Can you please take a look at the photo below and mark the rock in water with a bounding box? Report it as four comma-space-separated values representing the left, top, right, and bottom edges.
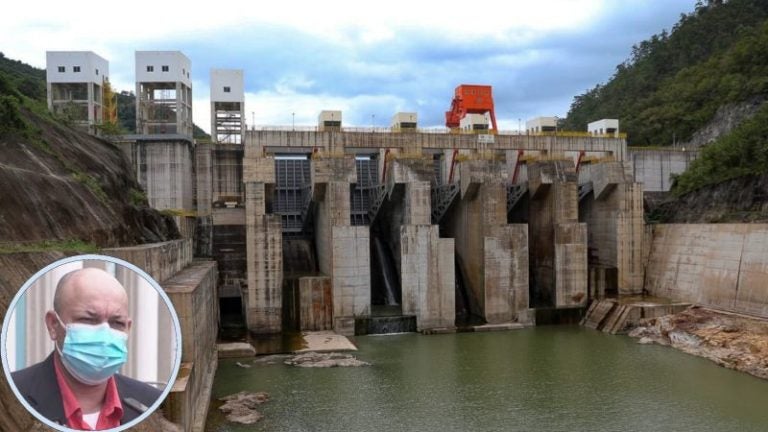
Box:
218, 391, 270, 424
284, 352, 370, 368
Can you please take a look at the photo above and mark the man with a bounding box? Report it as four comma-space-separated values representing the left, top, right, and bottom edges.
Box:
12, 268, 162, 430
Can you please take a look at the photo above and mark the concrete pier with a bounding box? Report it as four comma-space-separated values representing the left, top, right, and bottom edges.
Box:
445, 159, 529, 324
313, 155, 370, 335
527, 160, 588, 308
579, 162, 644, 296
385, 157, 455, 331
244, 181, 283, 333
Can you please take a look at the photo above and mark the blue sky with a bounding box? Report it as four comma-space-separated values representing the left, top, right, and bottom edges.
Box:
2, 0, 698, 131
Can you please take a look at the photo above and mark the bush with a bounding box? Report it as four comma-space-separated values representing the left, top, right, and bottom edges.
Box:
0, 94, 26, 135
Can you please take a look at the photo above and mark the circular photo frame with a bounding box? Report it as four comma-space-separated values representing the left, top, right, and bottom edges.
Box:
1, 254, 183, 432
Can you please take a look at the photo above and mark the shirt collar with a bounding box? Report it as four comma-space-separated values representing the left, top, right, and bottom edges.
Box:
53, 353, 124, 428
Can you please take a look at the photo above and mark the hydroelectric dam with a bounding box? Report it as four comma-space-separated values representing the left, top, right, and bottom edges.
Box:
23, 52, 767, 432
119, 126, 643, 336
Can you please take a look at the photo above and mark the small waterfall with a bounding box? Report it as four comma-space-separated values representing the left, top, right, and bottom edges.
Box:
372, 236, 400, 306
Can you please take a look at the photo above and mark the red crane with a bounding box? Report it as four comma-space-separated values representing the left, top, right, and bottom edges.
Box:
444, 84, 498, 132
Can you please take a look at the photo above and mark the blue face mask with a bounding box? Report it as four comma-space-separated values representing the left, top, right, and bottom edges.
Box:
55, 313, 129, 386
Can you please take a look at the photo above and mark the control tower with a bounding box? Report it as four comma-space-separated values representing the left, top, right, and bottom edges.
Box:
210, 69, 244, 144
135, 51, 193, 137
45, 51, 109, 134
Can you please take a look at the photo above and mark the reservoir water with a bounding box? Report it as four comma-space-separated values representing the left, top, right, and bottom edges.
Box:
207, 327, 768, 431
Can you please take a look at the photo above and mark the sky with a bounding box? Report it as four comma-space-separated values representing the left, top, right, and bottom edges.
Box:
1, 0, 698, 132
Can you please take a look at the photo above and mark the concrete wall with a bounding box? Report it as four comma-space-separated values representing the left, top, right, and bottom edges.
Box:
247, 130, 628, 161
400, 226, 455, 330
330, 226, 370, 333
528, 161, 588, 307
645, 224, 768, 318
629, 149, 698, 192
195, 144, 213, 216
485, 225, 529, 323
102, 239, 193, 283
244, 181, 283, 333
162, 260, 218, 431
313, 158, 371, 335
447, 160, 530, 323
298, 276, 333, 331
130, 140, 195, 210
579, 162, 645, 296
212, 147, 243, 202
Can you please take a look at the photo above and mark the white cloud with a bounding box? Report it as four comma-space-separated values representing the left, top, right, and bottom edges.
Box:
4, 0, 699, 134
2, 0, 605, 68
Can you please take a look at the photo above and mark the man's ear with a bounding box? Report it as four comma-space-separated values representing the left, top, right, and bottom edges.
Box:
126, 318, 133, 333
44, 310, 60, 341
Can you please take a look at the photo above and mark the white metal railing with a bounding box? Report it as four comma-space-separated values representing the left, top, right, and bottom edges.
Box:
247, 126, 624, 138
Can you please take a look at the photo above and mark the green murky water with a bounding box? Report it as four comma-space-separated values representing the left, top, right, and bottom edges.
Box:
207, 327, 768, 431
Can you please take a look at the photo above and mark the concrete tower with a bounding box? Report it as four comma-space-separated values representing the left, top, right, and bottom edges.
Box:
135, 51, 193, 137
210, 69, 244, 144
46, 51, 109, 134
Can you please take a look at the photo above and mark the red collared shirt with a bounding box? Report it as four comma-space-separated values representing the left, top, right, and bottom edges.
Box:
53, 355, 124, 430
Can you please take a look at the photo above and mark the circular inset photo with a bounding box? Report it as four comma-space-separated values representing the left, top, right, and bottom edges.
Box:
1, 255, 182, 432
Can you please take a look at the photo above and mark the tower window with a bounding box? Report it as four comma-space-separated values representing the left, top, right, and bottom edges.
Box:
162, 65, 169, 72
223, 86, 231, 93
147, 65, 154, 72
95, 68, 99, 75
73, 66, 81, 73
57, 66, 65, 73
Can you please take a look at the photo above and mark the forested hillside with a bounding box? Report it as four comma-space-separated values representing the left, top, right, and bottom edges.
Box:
564, 0, 768, 146
563, 0, 768, 195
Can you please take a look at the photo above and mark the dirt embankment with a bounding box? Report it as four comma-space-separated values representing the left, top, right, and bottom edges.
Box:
629, 306, 768, 380
0, 106, 178, 246
647, 174, 768, 223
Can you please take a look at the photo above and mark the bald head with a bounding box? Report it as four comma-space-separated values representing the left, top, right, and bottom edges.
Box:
49, 268, 131, 338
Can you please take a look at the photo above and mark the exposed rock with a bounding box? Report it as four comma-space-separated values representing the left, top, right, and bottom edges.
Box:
218, 391, 270, 425
284, 352, 370, 368
0, 107, 179, 246
681, 97, 766, 150
253, 354, 290, 365
638, 337, 654, 345
648, 173, 768, 223
629, 307, 768, 380
0, 252, 66, 431
235, 361, 252, 368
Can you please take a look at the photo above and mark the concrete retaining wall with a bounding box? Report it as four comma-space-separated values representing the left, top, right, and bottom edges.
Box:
162, 260, 219, 432
629, 149, 698, 192
102, 239, 193, 283
646, 224, 768, 317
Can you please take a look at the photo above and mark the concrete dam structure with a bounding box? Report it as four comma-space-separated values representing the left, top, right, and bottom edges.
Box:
122, 128, 644, 336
